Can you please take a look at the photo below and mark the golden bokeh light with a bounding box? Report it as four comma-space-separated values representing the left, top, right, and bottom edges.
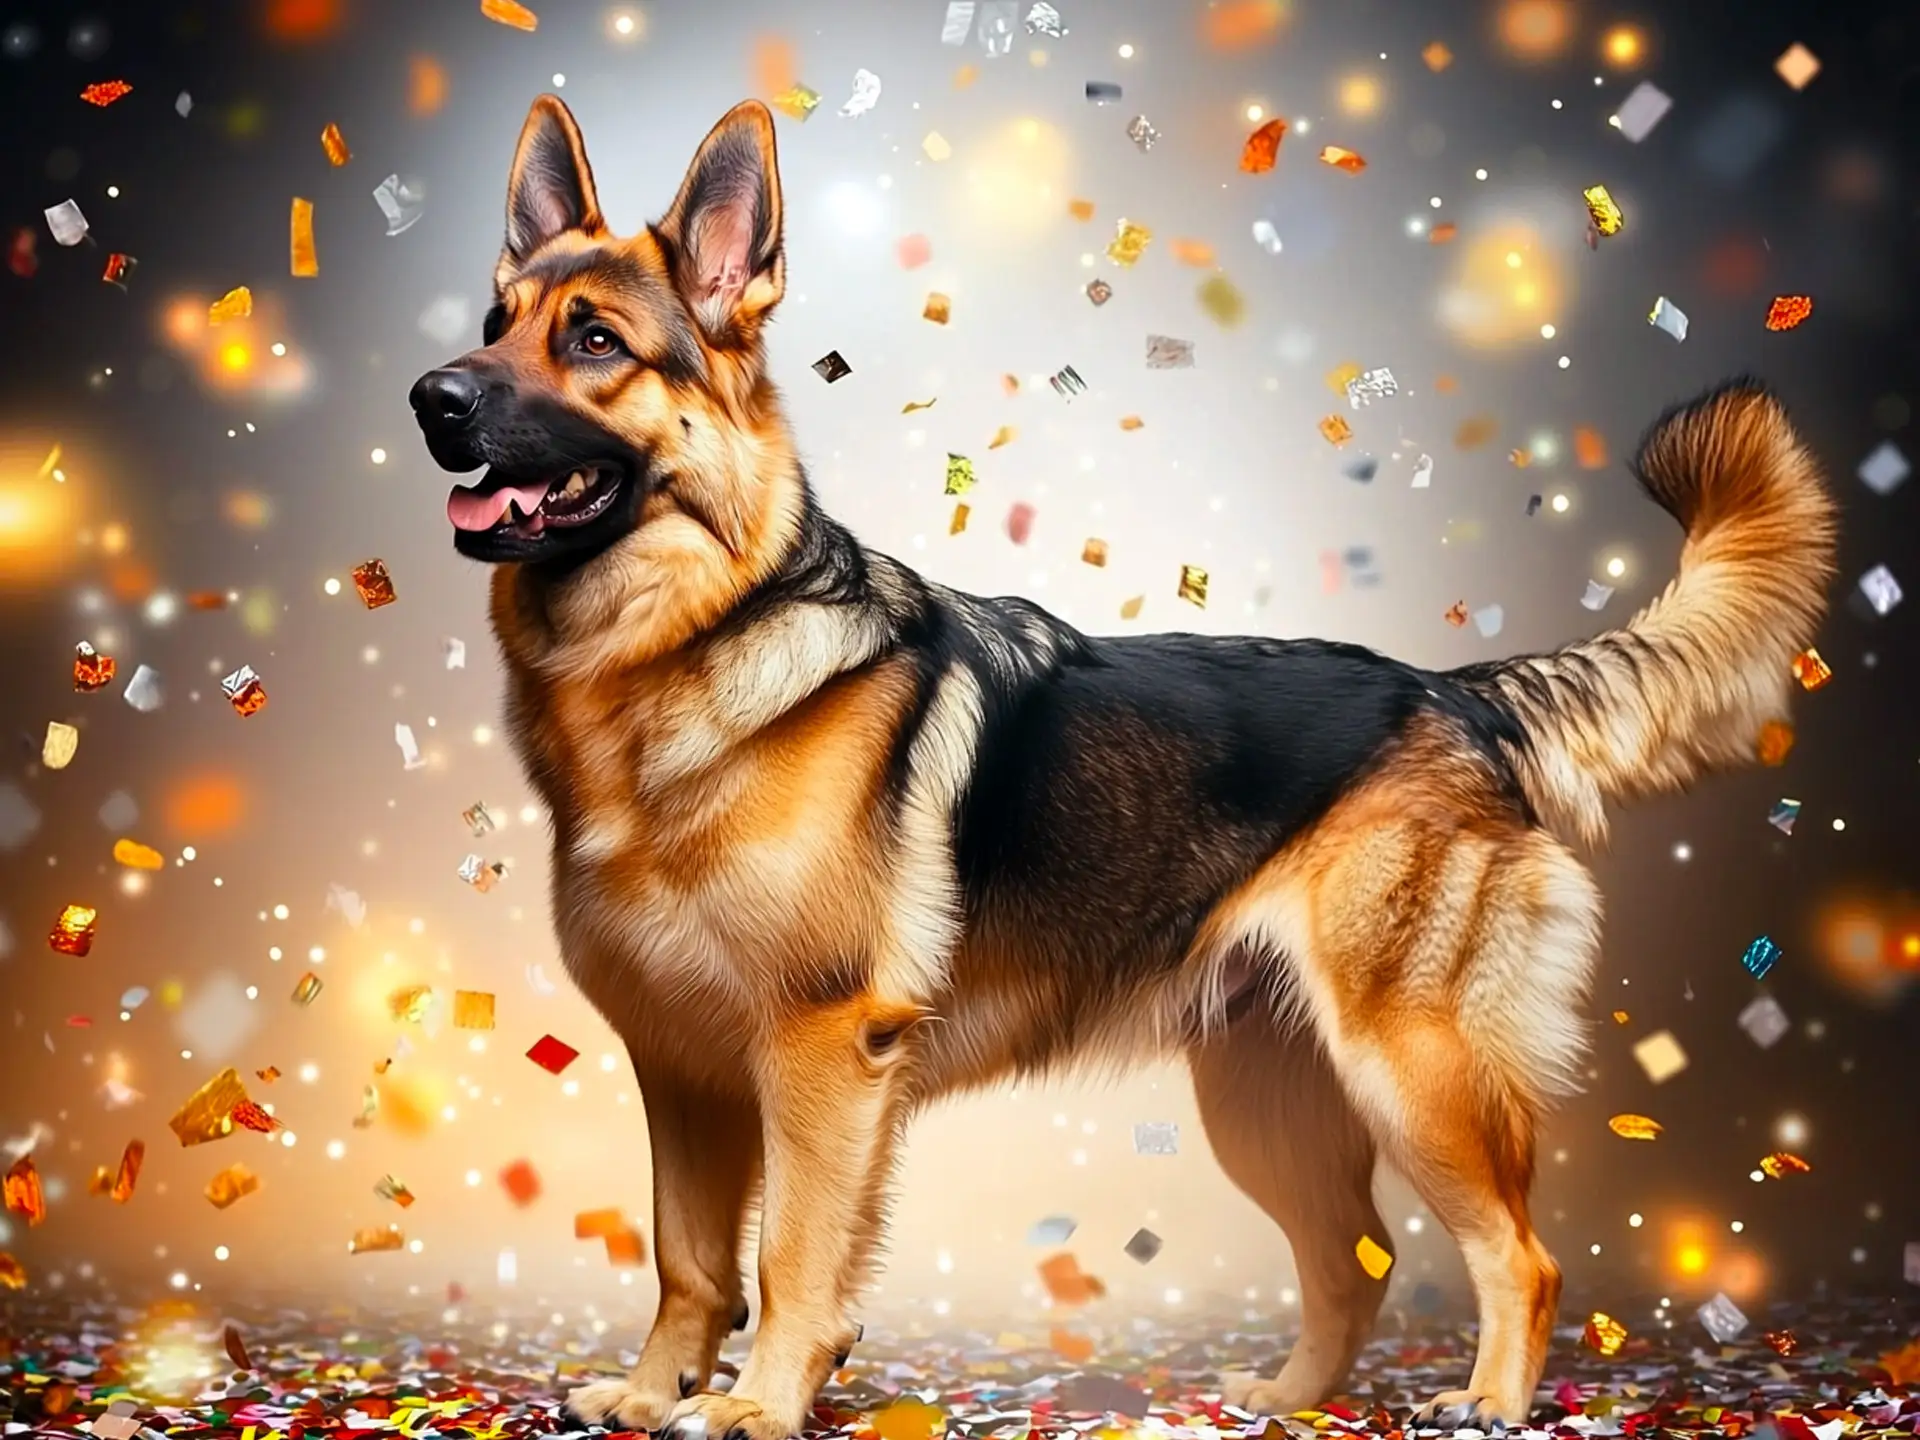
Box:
1602, 25, 1646, 66
1437, 224, 1568, 347
1498, 0, 1575, 61
1816, 895, 1916, 1003
1338, 74, 1382, 117
960, 117, 1070, 241
162, 771, 249, 837
0, 436, 83, 587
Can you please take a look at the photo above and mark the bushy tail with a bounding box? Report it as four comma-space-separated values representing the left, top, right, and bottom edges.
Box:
1455, 379, 1837, 846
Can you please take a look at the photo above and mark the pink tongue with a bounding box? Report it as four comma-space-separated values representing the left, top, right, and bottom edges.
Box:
447, 478, 550, 532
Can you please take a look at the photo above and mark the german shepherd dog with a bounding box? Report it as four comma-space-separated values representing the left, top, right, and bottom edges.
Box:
411, 96, 1835, 1438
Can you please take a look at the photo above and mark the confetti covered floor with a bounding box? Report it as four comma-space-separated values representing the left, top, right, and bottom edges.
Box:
5, 1294, 1918, 1440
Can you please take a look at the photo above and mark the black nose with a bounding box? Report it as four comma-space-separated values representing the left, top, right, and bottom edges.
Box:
410, 368, 483, 428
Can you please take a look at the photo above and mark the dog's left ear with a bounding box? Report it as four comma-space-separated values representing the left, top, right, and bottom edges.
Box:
657, 101, 785, 344
502, 95, 605, 267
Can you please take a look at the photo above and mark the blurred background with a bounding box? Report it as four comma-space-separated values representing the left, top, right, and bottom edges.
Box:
0, 0, 1915, 1333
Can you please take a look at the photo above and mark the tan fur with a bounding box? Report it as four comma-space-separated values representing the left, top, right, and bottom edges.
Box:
451, 100, 1837, 1440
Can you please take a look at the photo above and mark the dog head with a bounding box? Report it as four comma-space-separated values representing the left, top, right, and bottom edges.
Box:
411, 95, 790, 573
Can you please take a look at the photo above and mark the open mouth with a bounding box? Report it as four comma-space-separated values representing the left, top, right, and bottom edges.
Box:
447, 464, 626, 540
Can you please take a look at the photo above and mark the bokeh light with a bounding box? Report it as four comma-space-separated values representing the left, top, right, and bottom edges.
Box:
1437, 223, 1568, 347
1497, 0, 1575, 61
1602, 24, 1647, 67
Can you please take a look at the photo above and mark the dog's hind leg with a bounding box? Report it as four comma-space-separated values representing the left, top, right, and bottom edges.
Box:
1190, 1016, 1390, 1414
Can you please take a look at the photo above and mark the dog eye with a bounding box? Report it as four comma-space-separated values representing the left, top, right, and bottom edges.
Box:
579, 326, 620, 358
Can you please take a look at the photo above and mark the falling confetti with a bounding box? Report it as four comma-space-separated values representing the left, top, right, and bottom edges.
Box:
1583, 184, 1625, 236
1319, 145, 1367, 173
73, 641, 115, 691
1607, 1113, 1663, 1141
526, 1034, 579, 1074
1107, 219, 1151, 266
1585, 1313, 1628, 1356
290, 197, 318, 277
80, 79, 132, 106
944, 454, 977, 495
1742, 934, 1782, 980
208, 286, 253, 324
1631, 1030, 1689, 1084
1125, 115, 1159, 151
1239, 118, 1287, 173
480, 0, 538, 30
1355, 1234, 1394, 1279
1319, 414, 1354, 446
772, 84, 821, 121
49, 904, 98, 957
812, 350, 851, 383
1792, 647, 1832, 690
839, 68, 882, 117
320, 121, 351, 165
1760, 1151, 1812, 1179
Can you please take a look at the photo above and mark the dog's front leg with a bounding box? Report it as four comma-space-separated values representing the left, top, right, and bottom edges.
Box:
567, 1065, 760, 1432
664, 995, 917, 1440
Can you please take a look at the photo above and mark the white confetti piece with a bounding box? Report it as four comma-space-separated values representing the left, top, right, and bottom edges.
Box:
395, 723, 425, 770
838, 68, 882, 117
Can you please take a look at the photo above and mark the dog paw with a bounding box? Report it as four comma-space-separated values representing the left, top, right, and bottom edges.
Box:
1218, 1372, 1316, 1416
564, 1379, 680, 1432
661, 1392, 794, 1440
1410, 1390, 1527, 1429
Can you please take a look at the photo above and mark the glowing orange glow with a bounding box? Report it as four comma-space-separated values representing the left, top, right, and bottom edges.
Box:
263, 0, 342, 41
409, 55, 448, 116
753, 36, 796, 100
376, 1073, 439, 1137
219, 341, 252, 372
1204, 0, 1287, 50
1338, 74, 1381, 116
0, 437, 81, 586
163, 773, 247, 836
163, 296, 207, 348
100, 521, 130, 555
1438, 225, 1567, 347
224, 491, 272, 529
1676, 1244, 1708, 1275
1816, 896, 1912, 1002
110, 561, 155, 601
1718, 1249, 1767, 1302
1603, 25, 1644, 65
1498, 0, 1574, 61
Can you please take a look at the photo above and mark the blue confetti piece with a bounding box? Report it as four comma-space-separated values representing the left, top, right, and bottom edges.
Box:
1742, 934, 1781, 981
1768, 798, 1801, 835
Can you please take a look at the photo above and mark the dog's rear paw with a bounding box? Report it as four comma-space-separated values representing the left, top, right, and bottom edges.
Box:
1410, 1390, 1527, 1428
1218, 1373, 1315, 1416
565, 1379, 678, 1432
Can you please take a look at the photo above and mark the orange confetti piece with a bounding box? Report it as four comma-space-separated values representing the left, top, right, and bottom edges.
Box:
81, 80, 133, 107
1318, 414, 1353, 446
256, 1066, 281, 1083
1444, 601, 1469, 627
452, 989, 497, 1029
320, 121, 351, 166
49, 903, 97, 957
1204, 0, 1284, 50
1756, 719, 1794, 766
1171, 238, 1217, 267
290, 197, 318, 277
169, 1067, 251, 1146
1509, 448, 1532, 468
409, 55, 448, 115
949, 503, 970, 535
4, 1156, 45, 1226
989, 425, 1017, 450
1050, 1328, 1095, 1363
953, 64, 978, 89
0, 1254, 25, 1290
753, 36, 795, 98
1434, 373, 1459, 393
574, 1207, 626, 1239
1611, 1010, 1630, 1024
1429, 221, 1458, 244
110, 1139, 145, 1203
1584, 1312, 1628, 1356
205, 1163, 260, 1209
1791, 647, 1832, 691
480, 0, 538, 30
1319, 145, 1367, 174
1759, 1151, 1811, 1178
1355, 1233, 1394, 1279
1000, 373, 1020, 396
602, 1227, 647, 1266
349, 1224, 405, 1253
1607, 1113, 1662, 1141
923, 292, 951, 324
1574, 426, 1608, 469
1119, 416, 1144, 431
1239, 118, 1287, 174
1765, 295, 1812, 331
224, 1323, 254, 1371
1422, 40, 1454, 71
230, 1100, 281, 1134
73, 640, 115, 691
1067, 199, 1094, 221
1763, 1329, 1799, 1356
1082, 538, 1110, 567
113, 838, 164, 870
500, 1158, 541, 1206
1037, 1252, 1106, 1307
1325, 361, 1363, 393
208, 286, 253, 325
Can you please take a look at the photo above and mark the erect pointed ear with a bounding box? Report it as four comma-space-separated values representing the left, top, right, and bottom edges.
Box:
502, 95, 604, 265
656, 101, 785, 343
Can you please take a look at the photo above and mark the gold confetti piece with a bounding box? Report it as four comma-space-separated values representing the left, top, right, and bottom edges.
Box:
902, 397, 938, 414
1759, 1151, 1811, 1178
1240, 118, 1287, 173
1611, 1009, 1630, 1024
88, 1166, 112, 1197
42, 721, 78, 770
36, 443, 62, 481
0, 1254, 25, 1290
922, 131, 952, 161
1791, 647, 1831, 691
1582, 184, 1624, 237
1177, 564, 1209, 608
389, 984, 434, 1023
73, 640, 115, 691
1318, 414, 1353, 446
453, 989, 497, 1030
293, 970, 323, 1005
1198, 274, 1246, 327
1355, 1233, 1393, 1279
113, 838, 164, 870
290, 197, 318, 277
480, 0, 538, 30
256, 1065, 281, 1083
1106, 218, 1152, 267
351, 558, 397, 609
1000, 373, 1020, 395
944, 453, 977, 496
1325, 361, 1363, 393
1081, 538, 1109, 567
1067, 198, 1095, 221
375, 1174, 416, 1207
1319, 145, 1367, 173
1608, 1113, 1663, 1141
49, 903, 97, 957
1765, 295, 1812, 331
4, 1157, 45, 1227
949, 503, 970, 535
1584, 1312, 1628, 1356
352, 1082, 379, 1128
1119, 595, 1144, 620
169, 1068, 251, 1146
1763, 1329, 1799, 1356
109, 1140, 144, 1203
320, 121, 351, 166
349, 1224, 405, 1253
988, 425, 1017, 450
1422, 40, 1454, 71
873, 1400, 946, 1440
1444, 601, 1469, 627
1171, 238, 1216, 267
1119, 415, 1144, 431
1429, 221, 1458, 244
208, 286, 253, 325
1756, 719, 1794, 766
772, 84, 821, 121
923, 292, 951, 324
1510, 448, 1532, 468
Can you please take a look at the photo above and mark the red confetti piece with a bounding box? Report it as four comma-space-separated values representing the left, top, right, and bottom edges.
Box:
80, 80, 133, 107
224, 1323, 254, 1371
1239, 118, 1287, 173
1765, 294, 1813, 331
499, 1158, 541, 1206
229, 1100, 282, 1134
1007, 503, 1036, 545
525, 1034, 579, 1074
